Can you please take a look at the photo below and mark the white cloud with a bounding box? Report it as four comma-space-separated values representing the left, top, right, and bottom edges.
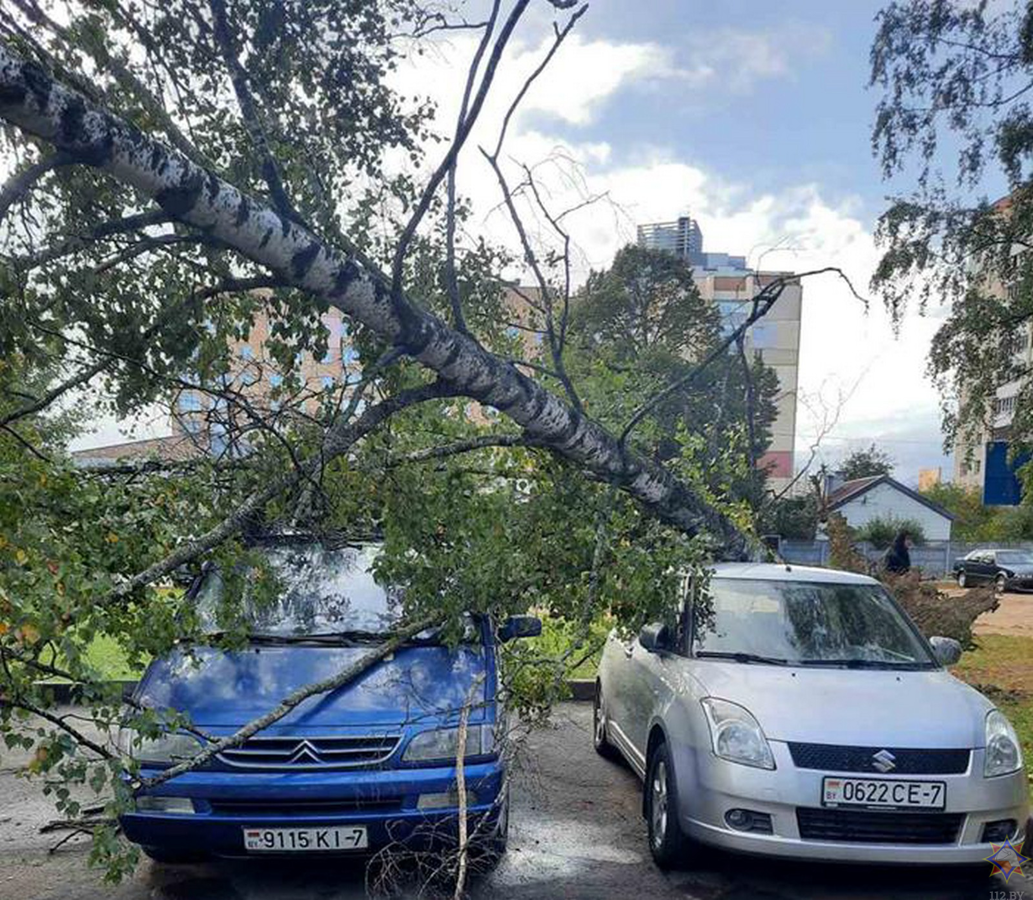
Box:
664, 23, 834, 95
388, 22, 946, 483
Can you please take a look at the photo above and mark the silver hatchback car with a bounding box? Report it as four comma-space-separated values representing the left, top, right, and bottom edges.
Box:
595, 563, 1030, 868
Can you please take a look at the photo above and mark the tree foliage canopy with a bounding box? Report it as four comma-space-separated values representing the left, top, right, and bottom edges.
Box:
871, 0, 1033, 453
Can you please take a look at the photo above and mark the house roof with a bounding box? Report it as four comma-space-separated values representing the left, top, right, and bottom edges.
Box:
827, 474, 956, 521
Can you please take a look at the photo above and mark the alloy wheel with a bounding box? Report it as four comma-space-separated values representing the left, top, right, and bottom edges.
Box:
651, 759, 668, 848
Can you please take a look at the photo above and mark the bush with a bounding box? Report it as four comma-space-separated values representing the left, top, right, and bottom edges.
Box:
854, 516, 926, 550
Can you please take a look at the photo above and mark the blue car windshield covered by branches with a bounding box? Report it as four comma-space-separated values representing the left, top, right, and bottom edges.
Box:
694, 579, 936, 669
195, 543, 405, 638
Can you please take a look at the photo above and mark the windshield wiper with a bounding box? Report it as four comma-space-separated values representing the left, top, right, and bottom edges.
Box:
796, 658, 931, 670
695, 651, 789, 666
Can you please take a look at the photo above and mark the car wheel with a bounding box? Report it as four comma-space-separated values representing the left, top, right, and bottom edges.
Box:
593, 684, 620, 761
141, 847, 207, 865
645, 740, 691, 869
957, 570, 967, 588
996, 574, 1007, 593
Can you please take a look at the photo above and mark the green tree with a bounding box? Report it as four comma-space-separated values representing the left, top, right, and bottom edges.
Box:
869, 1, 1033, 456
569, 245, 781, 503
836, 443, 895, 480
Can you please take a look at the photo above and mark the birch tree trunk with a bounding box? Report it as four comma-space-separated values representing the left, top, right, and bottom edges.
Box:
0, 42, 751, 559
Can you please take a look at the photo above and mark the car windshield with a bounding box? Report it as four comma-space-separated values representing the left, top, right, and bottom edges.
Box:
996, 551, 1033, 565
194, 543, 405, 638
693, 578, 936, 669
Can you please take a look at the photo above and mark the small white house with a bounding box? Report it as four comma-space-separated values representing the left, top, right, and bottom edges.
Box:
826, 475, 954, 541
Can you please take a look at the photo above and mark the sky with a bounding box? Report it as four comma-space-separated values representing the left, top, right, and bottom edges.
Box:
389, 0, 956, 486
76, 0, 957, 485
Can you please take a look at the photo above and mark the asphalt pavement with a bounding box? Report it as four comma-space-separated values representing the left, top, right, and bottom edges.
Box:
0, 702, 1030, 900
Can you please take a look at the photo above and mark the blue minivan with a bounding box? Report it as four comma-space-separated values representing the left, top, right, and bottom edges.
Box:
119, 538, 539, 863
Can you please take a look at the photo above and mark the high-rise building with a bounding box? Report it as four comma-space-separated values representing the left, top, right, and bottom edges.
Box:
637, 215, 705, 265
637, 213, 802, 493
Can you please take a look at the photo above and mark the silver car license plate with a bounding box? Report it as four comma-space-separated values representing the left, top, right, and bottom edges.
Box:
243, 825, 368, 852
822, 777, 946, 809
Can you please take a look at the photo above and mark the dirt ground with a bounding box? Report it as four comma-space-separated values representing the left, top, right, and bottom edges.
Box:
972, 591, 1033, 637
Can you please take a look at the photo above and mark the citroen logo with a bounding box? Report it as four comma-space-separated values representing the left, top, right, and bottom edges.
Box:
872, 749, 897, 773
288, 740, 321, 764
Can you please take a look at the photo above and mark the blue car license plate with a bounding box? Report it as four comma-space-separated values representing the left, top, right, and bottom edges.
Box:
243, 825, 368, 852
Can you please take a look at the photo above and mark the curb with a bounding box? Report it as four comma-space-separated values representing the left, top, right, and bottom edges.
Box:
36, 679, 598, 704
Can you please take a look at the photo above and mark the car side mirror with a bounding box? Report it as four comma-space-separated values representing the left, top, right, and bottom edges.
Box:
499, 615, 542, 643
638, 622, 670, 653
929, 636, 963, 667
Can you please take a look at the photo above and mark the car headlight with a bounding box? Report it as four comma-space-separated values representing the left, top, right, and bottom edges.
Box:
402, 725, 495, 764
701, 698, 775, 770
119, 729, 206, 767
985, 709, 1023, 777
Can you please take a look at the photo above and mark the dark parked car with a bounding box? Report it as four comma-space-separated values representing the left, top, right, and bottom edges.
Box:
119, 538, 541, 864
953, 549, 1033, 592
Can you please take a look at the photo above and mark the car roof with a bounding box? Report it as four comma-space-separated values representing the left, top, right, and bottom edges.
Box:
709, 562, 880, 586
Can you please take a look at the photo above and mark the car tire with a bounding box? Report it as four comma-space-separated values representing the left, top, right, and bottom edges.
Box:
996, 574, 1007, 593
957, 570, 967, 588
141, 847, 207, 865
593, 684, 620, 762
645, 740, 693, 869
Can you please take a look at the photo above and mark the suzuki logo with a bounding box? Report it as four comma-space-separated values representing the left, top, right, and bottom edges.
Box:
288, 740, 322, 764
872, 749, 897, 773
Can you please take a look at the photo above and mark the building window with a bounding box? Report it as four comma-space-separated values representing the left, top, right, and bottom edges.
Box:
239, 345, 254, 360
342, 346, 359, 367
993, 396, 1018, 416
269, 373, 283, 388
321, 375, 334, 390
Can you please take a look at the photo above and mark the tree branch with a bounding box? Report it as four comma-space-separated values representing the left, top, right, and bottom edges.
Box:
0, 151, 69, 222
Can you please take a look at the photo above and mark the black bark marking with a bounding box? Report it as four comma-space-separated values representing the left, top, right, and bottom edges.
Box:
259, 227, 274, 248
155, 171, 204, 218
333, 261, 361, 294
291, 242, 320, 279
440, 338, 463, 371
58, 96, 86, 147
20, 60, 50, 110
235, 196, 251, 227
204, 172, 221, 204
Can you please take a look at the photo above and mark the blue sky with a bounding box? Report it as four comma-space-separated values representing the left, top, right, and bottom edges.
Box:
409, 0, 954, 484
541, 0, 887, 217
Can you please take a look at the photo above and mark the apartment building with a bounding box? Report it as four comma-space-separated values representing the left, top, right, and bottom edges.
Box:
638, 214, 802, 494
951, 199, 1031, 503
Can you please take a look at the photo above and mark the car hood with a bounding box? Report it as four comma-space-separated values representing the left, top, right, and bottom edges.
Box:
136, 643, 488, 729
692, 662, 992, 748
1002, 564, 1033, 576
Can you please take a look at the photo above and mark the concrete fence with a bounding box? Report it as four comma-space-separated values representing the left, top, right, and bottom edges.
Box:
779, 539, 1033, 579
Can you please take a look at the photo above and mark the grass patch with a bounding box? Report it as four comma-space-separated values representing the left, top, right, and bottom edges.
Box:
82, 633, 143, 681
953, 634, 1033, 797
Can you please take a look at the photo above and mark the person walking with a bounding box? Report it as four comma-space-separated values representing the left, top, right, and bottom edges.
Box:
883, 529, 912, 575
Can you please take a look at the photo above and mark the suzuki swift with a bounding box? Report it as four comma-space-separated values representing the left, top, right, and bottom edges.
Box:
118, 538, 539, 863
595, 563, 1030, 868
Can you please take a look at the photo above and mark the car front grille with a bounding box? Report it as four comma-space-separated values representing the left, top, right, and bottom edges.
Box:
218, 735, 401, 770
796, 808, 963, 844
209, 797, 403, 817
787, 742, 970, 775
